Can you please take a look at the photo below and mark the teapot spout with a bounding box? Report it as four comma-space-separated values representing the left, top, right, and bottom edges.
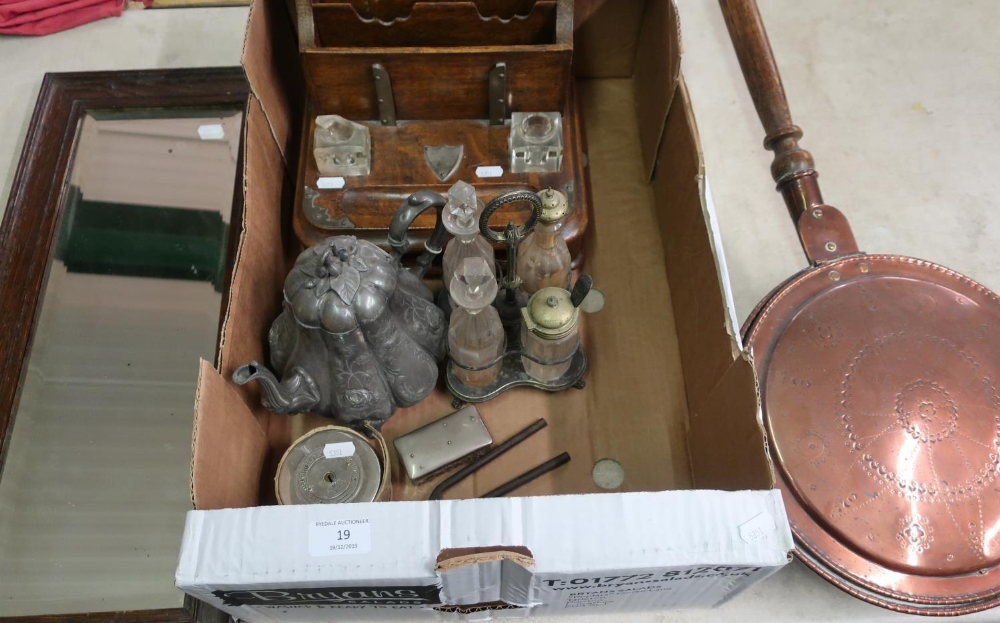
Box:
232, 361, 321, 414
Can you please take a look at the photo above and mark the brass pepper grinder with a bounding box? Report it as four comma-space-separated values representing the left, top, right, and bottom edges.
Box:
520, 276, 593, 382
516, 188, 572, 294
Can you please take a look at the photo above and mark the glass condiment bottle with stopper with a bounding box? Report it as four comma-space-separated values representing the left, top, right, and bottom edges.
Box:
520, 276, 592, 382
442, 180, 496, 294
516, 188, 571, 294
449, 257, 505, 387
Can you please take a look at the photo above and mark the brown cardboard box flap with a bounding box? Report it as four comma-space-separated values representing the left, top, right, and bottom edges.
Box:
573, 0, 648, 78
573, 76, 692, 491
218, 94, 289, 383
634, 0, 682, 180
214, 93, 295, 500
653, 77, 741, 417
240, 0, 303, 166
688, 355, 771, 490
192, 359, 268, 510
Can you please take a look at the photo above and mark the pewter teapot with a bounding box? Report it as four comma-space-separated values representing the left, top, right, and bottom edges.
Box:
232, 191, 449, 428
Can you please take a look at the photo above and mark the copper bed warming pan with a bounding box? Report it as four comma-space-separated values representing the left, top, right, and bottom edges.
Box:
720, 0, 1000, 615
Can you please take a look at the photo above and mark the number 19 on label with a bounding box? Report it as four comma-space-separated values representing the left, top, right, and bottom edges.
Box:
308, 519, 372, 557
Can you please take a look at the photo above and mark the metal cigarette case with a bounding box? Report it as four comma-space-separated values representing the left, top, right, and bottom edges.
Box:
394, 405, 492, 482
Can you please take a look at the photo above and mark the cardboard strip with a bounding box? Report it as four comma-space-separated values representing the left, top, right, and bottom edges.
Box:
191, 359, 268, 510
240, 0, 304, 165
634, 0, 682, 180
437, 547, 536, 573
688, 356, 772, 491
573, 0, 648, 78
218, 95, 288, 384
361, 421, 394, 502
651, 78, 740, 416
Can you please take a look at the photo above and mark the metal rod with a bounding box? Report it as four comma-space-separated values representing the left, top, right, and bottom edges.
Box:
428, 418, 547, 501
480, 452, 571, 498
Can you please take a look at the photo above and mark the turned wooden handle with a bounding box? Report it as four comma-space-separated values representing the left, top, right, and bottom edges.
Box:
718, 0, 815, 186
719, 0, 861, 264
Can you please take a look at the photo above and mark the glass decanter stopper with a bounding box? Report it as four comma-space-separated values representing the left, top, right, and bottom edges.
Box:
442, 180, 496, 293
516, 188, 571, 294
520, 283, 582, 382
449, 257, 505, 387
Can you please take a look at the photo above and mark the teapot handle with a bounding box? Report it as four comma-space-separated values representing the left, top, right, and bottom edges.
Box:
388, 190, 448, 279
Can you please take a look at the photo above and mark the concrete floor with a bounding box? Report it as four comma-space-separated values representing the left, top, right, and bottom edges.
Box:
2, 1, 1000, 621
683, 0, 1000, 326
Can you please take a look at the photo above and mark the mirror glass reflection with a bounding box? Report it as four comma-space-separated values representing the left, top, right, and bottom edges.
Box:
0, 108, 242, 616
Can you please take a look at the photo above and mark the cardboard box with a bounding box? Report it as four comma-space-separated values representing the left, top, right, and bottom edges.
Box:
175, 0, 794, 620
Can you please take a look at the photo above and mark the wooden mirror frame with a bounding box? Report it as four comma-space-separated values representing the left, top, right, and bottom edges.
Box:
0, 67, 249, 623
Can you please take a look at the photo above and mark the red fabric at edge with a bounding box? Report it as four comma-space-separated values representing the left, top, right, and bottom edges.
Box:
0, 0, 125, 36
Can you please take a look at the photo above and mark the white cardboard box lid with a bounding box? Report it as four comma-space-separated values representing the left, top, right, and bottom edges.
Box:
176, 490, 792, 590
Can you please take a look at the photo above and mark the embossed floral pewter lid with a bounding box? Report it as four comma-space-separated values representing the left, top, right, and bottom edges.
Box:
283, 237, 399, 333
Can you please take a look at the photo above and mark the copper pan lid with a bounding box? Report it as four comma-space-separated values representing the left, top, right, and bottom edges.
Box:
747, 254, 1000, 613
721, 0, 1000, 613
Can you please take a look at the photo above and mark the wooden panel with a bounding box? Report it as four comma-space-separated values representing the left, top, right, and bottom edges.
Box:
313, 2, 558, 48
293, 89, 589, 263
294, 0, 573, 119
303, 46, 571, 120
313, 0, 541, 21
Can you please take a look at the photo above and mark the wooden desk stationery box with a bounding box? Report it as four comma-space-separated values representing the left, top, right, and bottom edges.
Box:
291, 0, 589, 261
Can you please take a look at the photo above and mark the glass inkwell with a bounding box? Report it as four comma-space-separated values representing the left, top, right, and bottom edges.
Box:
313, 114, 371, 177
445, 189, 602, 405
509, 112, 564, 174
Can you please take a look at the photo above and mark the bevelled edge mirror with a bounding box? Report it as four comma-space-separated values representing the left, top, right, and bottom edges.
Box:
0, 67, 248, 623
